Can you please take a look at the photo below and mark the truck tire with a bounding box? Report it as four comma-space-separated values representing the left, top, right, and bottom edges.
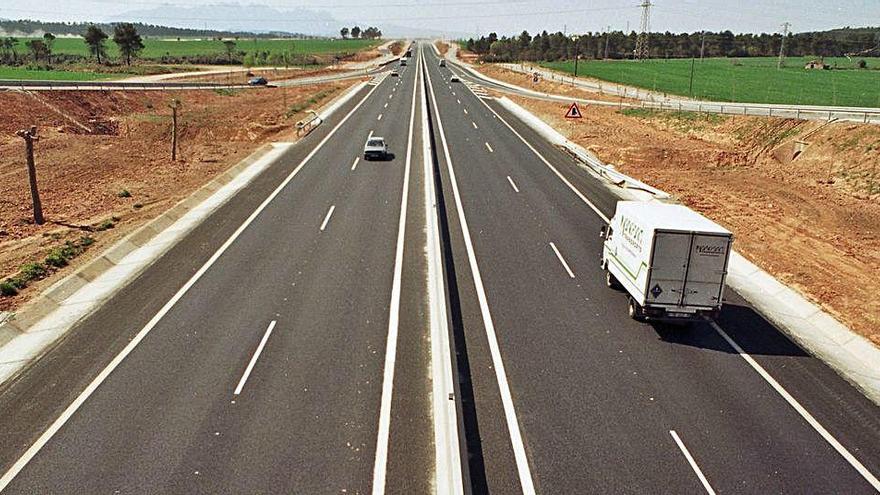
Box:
605, 270, 621, 290
628, 298, 646, 322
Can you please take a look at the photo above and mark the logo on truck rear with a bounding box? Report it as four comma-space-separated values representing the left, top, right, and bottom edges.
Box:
695, 244, 726, 257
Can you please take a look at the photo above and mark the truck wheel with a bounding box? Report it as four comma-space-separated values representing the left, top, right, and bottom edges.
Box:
605, 270, 621, 290
628, 298, 645, 322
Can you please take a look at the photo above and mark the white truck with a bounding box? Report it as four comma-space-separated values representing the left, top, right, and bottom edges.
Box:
600, 201, 733, 322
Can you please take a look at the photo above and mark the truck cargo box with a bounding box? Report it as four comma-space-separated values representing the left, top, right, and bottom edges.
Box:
601, 202, 733, 321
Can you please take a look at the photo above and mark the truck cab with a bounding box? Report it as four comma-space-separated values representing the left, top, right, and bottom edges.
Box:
601, 201, 733, 322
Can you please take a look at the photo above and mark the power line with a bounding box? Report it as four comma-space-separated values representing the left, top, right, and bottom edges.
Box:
634, 0, 652, 60
777, 21, 790, 69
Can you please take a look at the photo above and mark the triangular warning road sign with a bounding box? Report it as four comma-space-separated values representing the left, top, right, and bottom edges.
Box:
565, 102, 583, 119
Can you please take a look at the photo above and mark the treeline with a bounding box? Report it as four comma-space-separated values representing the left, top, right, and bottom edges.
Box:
465, 27, 880, 62
0, 19, 310, 39
339, 26, 382, 39
0, 23, 147, 66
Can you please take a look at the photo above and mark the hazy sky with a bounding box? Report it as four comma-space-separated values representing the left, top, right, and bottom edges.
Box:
1, 0, 878, 36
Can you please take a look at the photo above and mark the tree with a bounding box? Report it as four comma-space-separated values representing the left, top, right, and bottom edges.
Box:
25, 39, 50, 63
351, 26, 361, 39
223, 40, 236, 62
0, 38, 16, 63
113, 23, 145, 66
83, 25, 108, 63
42, 32, 55, 63
340, 27, 349, 39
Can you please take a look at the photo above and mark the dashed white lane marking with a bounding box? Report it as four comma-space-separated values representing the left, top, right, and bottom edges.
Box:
485, 142, 493, 153
549, 242, 575, 278
472, 121, 478, 129
457, 99, 461, 104
384, 102, 388, 108
709, 320, 880, 491
234, 320, 277, 396
378, 113, 383, 121
506, 175, 520, 193
389, 94, 393, 99
463, 108, 469, 115
320, 205, 336, 231
670, 430, 717, 495
351, 157, 360, 171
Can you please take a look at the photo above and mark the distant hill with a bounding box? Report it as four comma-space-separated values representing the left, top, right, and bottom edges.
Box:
0, 19, 310, 39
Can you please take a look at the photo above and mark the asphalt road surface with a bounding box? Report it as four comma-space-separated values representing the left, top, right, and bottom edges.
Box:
0, 42, 877, 494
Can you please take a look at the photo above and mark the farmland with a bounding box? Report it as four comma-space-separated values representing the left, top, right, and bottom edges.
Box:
540, 56, 880, 107
0, 66, 113, 81
7, 37, 379, 60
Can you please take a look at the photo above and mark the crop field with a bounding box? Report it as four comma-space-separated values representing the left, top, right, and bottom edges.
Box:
8, 37, 379, 59
0, 66, 113, 81
541, 56, 880, 107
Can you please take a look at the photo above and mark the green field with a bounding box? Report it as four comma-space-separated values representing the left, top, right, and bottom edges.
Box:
9, 37, 379, 59
541, 56, 880, 107
0, 66, 113, 81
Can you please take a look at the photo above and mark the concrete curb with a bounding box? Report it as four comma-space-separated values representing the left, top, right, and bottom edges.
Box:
496, 94, 880, 405
0, 80, 369, 386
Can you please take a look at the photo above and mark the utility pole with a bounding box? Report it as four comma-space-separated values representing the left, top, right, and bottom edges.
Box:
778, 21, 791, 69
688, 56, 696, 96
169, 98, 180, 161
16, 126, 44, 225
604, 26, 611, 59
571, 34, 580, 77
700, 31, 706, 61
635, 0, 652, 60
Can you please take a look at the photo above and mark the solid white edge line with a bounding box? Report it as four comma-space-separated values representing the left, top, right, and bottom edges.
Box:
506, 175, 520, 193
485, 142, 493, 153
233, 320, 277, 396
457, 62, 880, 491
670, 430, 717, 495
421, 49, 466, 495
319, 205, 336, 231
549, 242, 575, 279
709, 321, 880, 491
370, 43, 419, 495
0, 72, 386, 492
352, 156, 360, 171
424, 47, 537, 495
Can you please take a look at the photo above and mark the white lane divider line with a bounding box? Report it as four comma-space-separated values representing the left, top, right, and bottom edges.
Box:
0, 77, 385, 493
472, 121, 478, 129
320, 205, 336, 231
234, 320, 277, 396
371, 46, 421, 495
709, 320, 880, 491
549, 242, 575, 278
368, 130, 374, 138
389, 94, 393, 99
670, 430, 716, 495
351, 157, 360, 171
463, 108, 469, 115
485, 142, 494, 153
384, 102, 388, 108
452, 91, 456, 96
378, 113, 383, 121
457, 99, 461, 104
424, 49, 536, 495
507, 175, 520, 193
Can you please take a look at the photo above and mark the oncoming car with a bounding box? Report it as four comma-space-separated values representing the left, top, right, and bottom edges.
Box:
363, 136, 389, 160
390, 70, 400, 77
450, 75, 460, 82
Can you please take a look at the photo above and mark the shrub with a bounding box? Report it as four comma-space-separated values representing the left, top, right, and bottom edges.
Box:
117, 189, 132, 198
0, 281, 18, 296
80, 236, 95, 247
19, 262, 47, 281
857, 59, 868, 69
96, 219, 115, 231
45, 249, 69, 268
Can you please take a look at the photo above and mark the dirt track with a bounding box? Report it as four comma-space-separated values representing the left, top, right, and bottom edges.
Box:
0, 80, 359, 311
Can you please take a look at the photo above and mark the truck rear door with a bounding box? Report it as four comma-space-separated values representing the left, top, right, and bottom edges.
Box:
647, 232, 690, 306
682, 234, 730, 308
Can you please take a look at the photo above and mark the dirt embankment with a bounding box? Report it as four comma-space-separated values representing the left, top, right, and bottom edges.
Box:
389, 41, 405, 56
0, 80, 359, 311
435, 41, 449, 56
500, 78, 880, 344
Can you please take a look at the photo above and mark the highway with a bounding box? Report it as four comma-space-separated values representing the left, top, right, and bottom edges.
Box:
0, 42, 877, 494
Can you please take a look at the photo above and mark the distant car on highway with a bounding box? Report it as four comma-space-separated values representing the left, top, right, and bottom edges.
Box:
400, 58, 407, 66
363, 136, 389, 160
450, 75, 460, 82
248, 77, 268, 86
439, 59, 447, 67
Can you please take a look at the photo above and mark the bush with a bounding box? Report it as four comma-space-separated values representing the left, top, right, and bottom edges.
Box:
0, 281, 18, 297
857, 59, 868, 69
80, 236, 95, 247
45, 249, 69, 268
19, 262, 47, 281
117, 189, 132, 198
96, 219, 115, 231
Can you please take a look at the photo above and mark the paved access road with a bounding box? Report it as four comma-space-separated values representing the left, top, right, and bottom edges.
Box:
0, 42, 877, 494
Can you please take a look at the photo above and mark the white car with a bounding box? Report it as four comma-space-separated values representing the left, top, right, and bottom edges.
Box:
364, 136, 389, 160
439, 59, 447, 67
450, 75, 460, 82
